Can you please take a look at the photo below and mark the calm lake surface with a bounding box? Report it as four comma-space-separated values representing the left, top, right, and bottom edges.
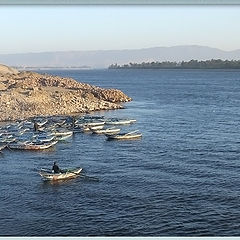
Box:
1, 69, 240, 236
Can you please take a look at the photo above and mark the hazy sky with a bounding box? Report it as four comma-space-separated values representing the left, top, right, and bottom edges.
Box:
0, 5, 240, 54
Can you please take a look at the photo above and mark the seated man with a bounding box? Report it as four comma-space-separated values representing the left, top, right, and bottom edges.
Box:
52, 161, 61, 173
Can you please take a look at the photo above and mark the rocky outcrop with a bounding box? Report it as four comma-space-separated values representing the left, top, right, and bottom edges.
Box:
0, 64, 19, 75
0, 65, 131, 121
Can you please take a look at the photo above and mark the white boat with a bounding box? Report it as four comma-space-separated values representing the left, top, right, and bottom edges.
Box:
52, 130, 73, 136
55, 133, 72, 141
8, 140, 58, 150
88, 125, 104, 131
90, 125, 104, 130
106, 130, 142, 140
39, 167, 83, 181
77, 121, 105, 129
86, 121, 105, 127
91, 127, 121, 135
105, 118, 136, 125
82, 115, 104, 120
33, 133, 55, 142
81, 124, 104, 132
37, 119, 48, 126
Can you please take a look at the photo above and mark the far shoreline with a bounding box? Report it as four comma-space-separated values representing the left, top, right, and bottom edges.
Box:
12, 67, 240, 71
109, 59, 240, 70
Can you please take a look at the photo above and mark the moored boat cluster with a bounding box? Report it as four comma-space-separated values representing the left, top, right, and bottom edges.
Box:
0, 115, 142, 153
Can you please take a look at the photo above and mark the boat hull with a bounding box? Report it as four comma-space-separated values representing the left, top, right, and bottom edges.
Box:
8, 140, 58, 150
92, 128, 121, 135
107, 133, 142, 140
105, 119, 136, 125
39, 168, 83, 181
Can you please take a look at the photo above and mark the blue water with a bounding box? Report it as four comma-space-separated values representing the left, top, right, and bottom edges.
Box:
1, 69, 240, 236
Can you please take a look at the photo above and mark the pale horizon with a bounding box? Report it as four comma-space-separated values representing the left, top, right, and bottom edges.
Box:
1, 6, 240, 54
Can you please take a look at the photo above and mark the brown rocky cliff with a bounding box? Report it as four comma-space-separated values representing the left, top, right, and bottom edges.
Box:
0, 65, 131, 121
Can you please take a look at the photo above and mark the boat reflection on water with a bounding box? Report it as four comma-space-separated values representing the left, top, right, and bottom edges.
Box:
40, 177, 79, 187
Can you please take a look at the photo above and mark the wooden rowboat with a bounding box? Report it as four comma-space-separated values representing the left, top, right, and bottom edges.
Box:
52, 130, 73, 137
55, 133, 72, 141
106, 130, 142, 140
86, 121, 105, 127
39, 167, 83, 181
88, 125, 104, 130
8, 140, 58, 150
91, 127, 121, 135
105, 119, 136, 125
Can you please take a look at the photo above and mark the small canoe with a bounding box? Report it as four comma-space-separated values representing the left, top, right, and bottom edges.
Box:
34, 136, 55, 143
8, 140, 58, 150
83, 125, 104, 133
86, 121, 105, 127
52, 130, 73, 137
39, 167, 83, 181
82, 115, 104, 120
77, 121, 105, 130
89, 125, 104, 130
92, 127, 121, 135
81, 124, 104, 132
105, 119, 136, 125
36, 119, 48, 127
106, 130, 142, 140
55, 133, 72, 141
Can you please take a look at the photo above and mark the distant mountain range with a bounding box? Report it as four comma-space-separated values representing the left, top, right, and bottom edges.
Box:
1, 45, 240, 69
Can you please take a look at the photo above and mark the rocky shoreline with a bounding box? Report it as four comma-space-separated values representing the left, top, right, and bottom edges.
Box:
0, 64, 131, 121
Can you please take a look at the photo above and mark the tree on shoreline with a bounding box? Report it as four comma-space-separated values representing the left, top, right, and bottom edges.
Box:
109, 59, 240, 69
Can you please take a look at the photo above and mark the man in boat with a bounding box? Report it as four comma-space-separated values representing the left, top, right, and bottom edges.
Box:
34, 122, 39, 131
52, 161, 62, 173
72, 116, 76, 128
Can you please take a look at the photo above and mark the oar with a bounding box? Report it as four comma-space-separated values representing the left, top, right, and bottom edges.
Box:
77, 172, 99, 181
0, 144, 7, 151
66, 167, 98, 180
7, 144, 13, 151
79, 174, 99, 181
40, 168, 49, 171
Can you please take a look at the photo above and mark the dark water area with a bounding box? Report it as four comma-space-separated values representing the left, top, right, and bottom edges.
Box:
1, 69, 240, 236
